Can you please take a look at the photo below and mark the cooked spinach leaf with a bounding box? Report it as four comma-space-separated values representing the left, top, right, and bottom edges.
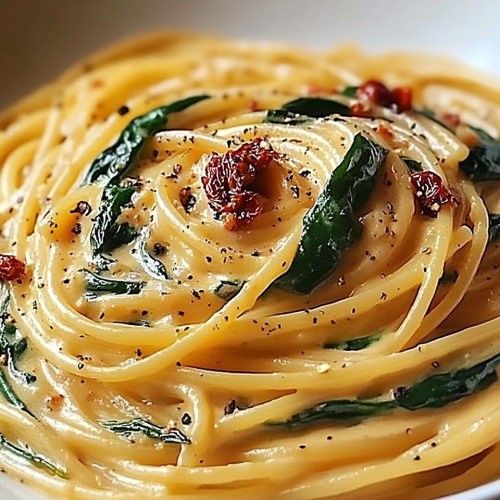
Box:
0, 432, 68, 478
400, 156, 423, 172
213, 280, 244, 301
282, 97, 351, 117
489, 213, 500, 243
460, 127, 500, 182
264, 109, 313, 126
268, 352, 500, 430
264, 97, 351, 125
90, 185, 136, 261
395, 352, 500, 410
87, 96, 210, 266
268, 400, 397, 429
0, 370, 33, 418
274, 134, 388, 294
341, 86, 358, 98
0, 294, 35, 417
324, 334, 380, 351
135, 229, 169, 280
83, 269, 144, 295
101, 418, 190, 444
83, 95, 210, 186
101, 222, 138, 255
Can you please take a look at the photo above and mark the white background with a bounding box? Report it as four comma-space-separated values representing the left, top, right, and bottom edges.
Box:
0, 1, 499, 499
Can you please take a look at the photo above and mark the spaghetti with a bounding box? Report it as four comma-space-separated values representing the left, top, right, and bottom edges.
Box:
0, 32, 500, 500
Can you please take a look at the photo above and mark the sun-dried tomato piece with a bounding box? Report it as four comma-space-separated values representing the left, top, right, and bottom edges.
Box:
0, 254, 26, 281
202, 138, 281, 231
410, 171, 458, 217
224, 192, 262, 231
356, 80, 413, 113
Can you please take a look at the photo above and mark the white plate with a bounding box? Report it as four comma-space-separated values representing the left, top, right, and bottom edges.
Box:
1, 0, 499, 499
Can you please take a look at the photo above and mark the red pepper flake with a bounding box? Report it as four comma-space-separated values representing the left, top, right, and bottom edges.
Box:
202, 138, 281, 231
355, 80, 413, 113
410, 171, 457, 217
0, 254, 26, 281
350, 101, 371, 117
376, 123, 394, 141
442, 113, 460, 128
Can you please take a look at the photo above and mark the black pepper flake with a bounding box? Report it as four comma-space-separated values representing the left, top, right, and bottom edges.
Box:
181, 413, 192, 425
206, 256, 212, 263
141, 310, 148, 316
224, 399, 236, 415
118, 105, 130, 116
135, 349, 142, 357
299, 444, 306, 449
178, 311, 185, 316
251, 249, 260, 257
299, 169, 311, 178
153, 243, 166, 256
71, 222, 82, 235
70, 201, 91, 216
414, 455, 421, 461
180, 187, 197, 214
432, 361, 440, 368
380, 292, 387, 300
77, 363, 84, 370
327, 435, 332, 441
312, 317, 318, 324
192, 290, 201, 300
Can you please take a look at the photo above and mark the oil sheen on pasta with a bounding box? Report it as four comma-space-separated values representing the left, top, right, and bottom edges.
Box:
0, 32, 500, 500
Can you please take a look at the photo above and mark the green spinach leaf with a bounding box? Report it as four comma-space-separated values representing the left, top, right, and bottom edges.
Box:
0, 294, 35, 417
460, 127, 500, 182
267, 400, 397, 429
264, 109, 313, 126
268, 352, 500, 430
84, 95, 210, 186
0, 432, 68, 478
135, 229, 169, 280
274, 134, 388, 294
101, 418, 190, 444
281, 97, 351, 117
324, 334, 380, 351
341, 86, 358, 98
395, 352, 500, 410
400, 156, 423, 172
90, 185, 136, 261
